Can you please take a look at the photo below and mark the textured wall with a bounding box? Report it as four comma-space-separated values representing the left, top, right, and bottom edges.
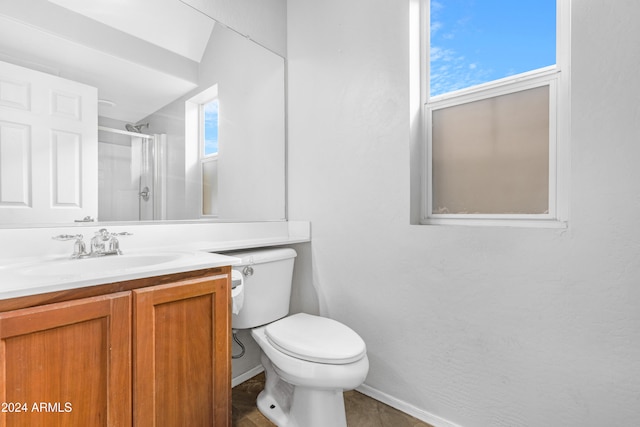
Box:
287, 1, 640, 426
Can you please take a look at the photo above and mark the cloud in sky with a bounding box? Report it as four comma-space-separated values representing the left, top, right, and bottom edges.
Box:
429, 1, 489, 95
429, 0, 556, 97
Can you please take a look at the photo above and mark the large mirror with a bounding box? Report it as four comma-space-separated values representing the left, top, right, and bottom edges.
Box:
0, 0, 286, 226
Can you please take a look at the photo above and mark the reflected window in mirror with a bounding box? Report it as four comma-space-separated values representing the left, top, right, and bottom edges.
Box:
203, 98, 219, 156
200, 93, 219, 217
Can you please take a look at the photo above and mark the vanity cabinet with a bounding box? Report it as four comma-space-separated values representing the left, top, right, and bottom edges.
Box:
0, 268, 231, 427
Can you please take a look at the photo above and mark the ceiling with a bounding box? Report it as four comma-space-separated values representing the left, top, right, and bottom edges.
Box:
0, 0, 216, 123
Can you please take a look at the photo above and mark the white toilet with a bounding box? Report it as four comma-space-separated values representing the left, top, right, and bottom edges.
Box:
229, 248, 369, 427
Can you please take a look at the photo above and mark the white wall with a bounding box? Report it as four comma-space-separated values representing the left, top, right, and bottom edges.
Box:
199, 26, 286, 221
287, 1, 640, 426
181, 0, 286, 56
147, 23, 286, 221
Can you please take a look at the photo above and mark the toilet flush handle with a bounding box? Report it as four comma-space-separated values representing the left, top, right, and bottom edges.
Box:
242, 256, 255, 277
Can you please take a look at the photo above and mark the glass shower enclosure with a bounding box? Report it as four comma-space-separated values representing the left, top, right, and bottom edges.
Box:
98, 126, 167, 221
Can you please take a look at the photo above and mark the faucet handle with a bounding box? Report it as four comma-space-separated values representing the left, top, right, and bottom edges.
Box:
53, 234, 83, 241
94, 228, 111, 240
53, 234, 87, 258
107, 231, 132, 255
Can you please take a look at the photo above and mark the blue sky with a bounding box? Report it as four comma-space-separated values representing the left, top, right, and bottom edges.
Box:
430, 0, 556, 96
204, 98, 219, 155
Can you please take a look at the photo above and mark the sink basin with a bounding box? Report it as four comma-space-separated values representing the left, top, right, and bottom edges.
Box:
22, 252, 189, 277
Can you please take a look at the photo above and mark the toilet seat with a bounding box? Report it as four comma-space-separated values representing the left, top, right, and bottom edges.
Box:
265, 313, 366, 364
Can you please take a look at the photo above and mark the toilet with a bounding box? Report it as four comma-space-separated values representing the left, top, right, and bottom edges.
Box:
229, 248, 369, 427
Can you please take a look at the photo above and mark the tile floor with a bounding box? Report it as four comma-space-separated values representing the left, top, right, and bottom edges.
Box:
232, 373, 434, 427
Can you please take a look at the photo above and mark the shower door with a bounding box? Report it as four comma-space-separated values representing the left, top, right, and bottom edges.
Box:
98, 127, 166, 222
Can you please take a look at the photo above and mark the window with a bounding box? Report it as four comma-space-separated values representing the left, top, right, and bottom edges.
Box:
184, 84, 220, 218
429, 1, 556, 96
203, 98, 219, 156
201, 97, 219, 216
421, 0, 570, 227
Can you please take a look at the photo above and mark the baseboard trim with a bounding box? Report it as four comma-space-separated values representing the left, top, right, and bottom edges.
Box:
232, 365, 265, 388
356, 383, 463, 427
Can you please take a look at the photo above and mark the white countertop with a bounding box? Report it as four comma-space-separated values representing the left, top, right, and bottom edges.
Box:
0, 250, 241, 301
0, 220, 311, 301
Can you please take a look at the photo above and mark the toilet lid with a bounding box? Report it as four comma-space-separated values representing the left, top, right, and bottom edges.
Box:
265, 313, 366, 364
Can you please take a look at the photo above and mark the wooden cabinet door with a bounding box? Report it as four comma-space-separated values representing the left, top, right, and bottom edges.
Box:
133, 274, 231, 427
0, 292, 131, 427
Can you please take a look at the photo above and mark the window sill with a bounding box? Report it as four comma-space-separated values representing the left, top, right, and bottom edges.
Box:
420, 218, 568, 229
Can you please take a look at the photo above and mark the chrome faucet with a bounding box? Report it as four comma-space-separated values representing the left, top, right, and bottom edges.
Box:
90, 228, 110, 255
90, 228, 132, 256
53, 229, 132, 259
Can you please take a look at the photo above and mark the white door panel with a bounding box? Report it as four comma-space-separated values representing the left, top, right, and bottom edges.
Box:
0, 60, 97, 224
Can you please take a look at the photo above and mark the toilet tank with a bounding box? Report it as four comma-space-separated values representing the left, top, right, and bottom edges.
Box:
227, 248, 297, 329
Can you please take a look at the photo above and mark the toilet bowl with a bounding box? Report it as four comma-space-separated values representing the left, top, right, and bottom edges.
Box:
252, 314, 369, 427
228, 248, 369, 427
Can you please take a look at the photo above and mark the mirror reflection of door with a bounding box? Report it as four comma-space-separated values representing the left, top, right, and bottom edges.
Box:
0, 60, 97, 224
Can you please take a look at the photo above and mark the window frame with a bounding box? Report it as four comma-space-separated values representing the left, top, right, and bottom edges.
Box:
199, 96, 219, 217
185, 84, 220, 219
419, 0, 570, 228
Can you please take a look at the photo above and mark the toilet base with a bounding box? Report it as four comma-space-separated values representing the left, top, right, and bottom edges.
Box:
257, 354, 348, 427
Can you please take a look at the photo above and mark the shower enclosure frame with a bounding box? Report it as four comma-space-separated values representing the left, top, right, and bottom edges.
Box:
97, 126, 167, 222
